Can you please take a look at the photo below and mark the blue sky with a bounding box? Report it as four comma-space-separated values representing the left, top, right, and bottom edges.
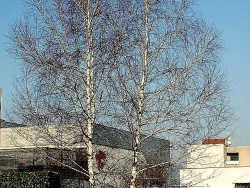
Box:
0, 0, 24, 115
1, 1, 250, 145
195, 0, 250, 145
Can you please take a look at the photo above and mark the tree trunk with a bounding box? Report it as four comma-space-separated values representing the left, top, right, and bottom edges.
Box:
130, 1, 150, 187
86, 0, 95, 186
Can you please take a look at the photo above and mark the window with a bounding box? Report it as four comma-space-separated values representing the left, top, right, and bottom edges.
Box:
227, 153, 239, 161
226, 153, 239, 165
235, 183, 250, 188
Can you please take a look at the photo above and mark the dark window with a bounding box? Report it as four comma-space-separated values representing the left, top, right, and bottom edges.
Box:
227, 153, 239, 161
235, 183, 250, 188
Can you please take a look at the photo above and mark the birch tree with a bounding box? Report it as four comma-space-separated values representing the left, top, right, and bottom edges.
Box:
105, 0, 232, 187
9, 0, 116, 186
9, 0, 232, 187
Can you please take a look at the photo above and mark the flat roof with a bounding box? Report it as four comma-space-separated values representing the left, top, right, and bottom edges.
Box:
202, 138, 225, 145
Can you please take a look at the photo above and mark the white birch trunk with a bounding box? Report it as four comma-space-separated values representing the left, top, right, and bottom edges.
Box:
130, 1, 150, 187
86, 0, 95, 186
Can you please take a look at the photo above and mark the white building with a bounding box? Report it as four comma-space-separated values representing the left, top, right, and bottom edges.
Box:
180, 138, 250, 188
0, 119, 171, 187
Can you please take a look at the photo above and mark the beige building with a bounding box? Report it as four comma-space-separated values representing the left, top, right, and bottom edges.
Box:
226, 146, 250, 167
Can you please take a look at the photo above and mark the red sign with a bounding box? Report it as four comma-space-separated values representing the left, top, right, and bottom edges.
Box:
95, 150, 106, 170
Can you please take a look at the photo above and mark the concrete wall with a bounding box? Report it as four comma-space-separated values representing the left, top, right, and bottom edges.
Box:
0, 125, 170, 187
93, 145, 145, 187
0, 126, 142, 187
0, 126, 46, 148
0, 125, 86, 149
181, 144, 250, 188
187, 144, 226, 168
180, 166, 250, 188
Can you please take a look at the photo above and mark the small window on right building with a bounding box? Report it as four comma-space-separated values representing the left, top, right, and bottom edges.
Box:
226, 152, 239, 165
235, 183, 250, 188
227, 153, 239, 161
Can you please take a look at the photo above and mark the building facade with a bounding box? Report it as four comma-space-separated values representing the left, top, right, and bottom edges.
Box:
180, 138, 250, 188
0, 119, 171, 187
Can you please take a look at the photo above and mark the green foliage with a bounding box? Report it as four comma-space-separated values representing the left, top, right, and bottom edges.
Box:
0, 171, 61, 188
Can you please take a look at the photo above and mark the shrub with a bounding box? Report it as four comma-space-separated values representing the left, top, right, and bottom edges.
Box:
0, 171, 61, 188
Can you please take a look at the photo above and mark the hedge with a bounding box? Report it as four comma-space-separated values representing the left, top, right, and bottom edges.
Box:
0, 171, 61, 188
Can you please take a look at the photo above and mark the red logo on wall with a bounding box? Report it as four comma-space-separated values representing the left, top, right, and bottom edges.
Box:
95, 150, 106, 170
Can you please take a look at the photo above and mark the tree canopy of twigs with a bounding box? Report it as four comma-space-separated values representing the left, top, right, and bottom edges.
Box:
103, 0, 231, 187
8, 0, 232, 187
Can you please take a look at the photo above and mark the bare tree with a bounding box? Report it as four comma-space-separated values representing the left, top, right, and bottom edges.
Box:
8, 0, 232, 187
8, 0, 117, 186
105, 0, 232, 187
